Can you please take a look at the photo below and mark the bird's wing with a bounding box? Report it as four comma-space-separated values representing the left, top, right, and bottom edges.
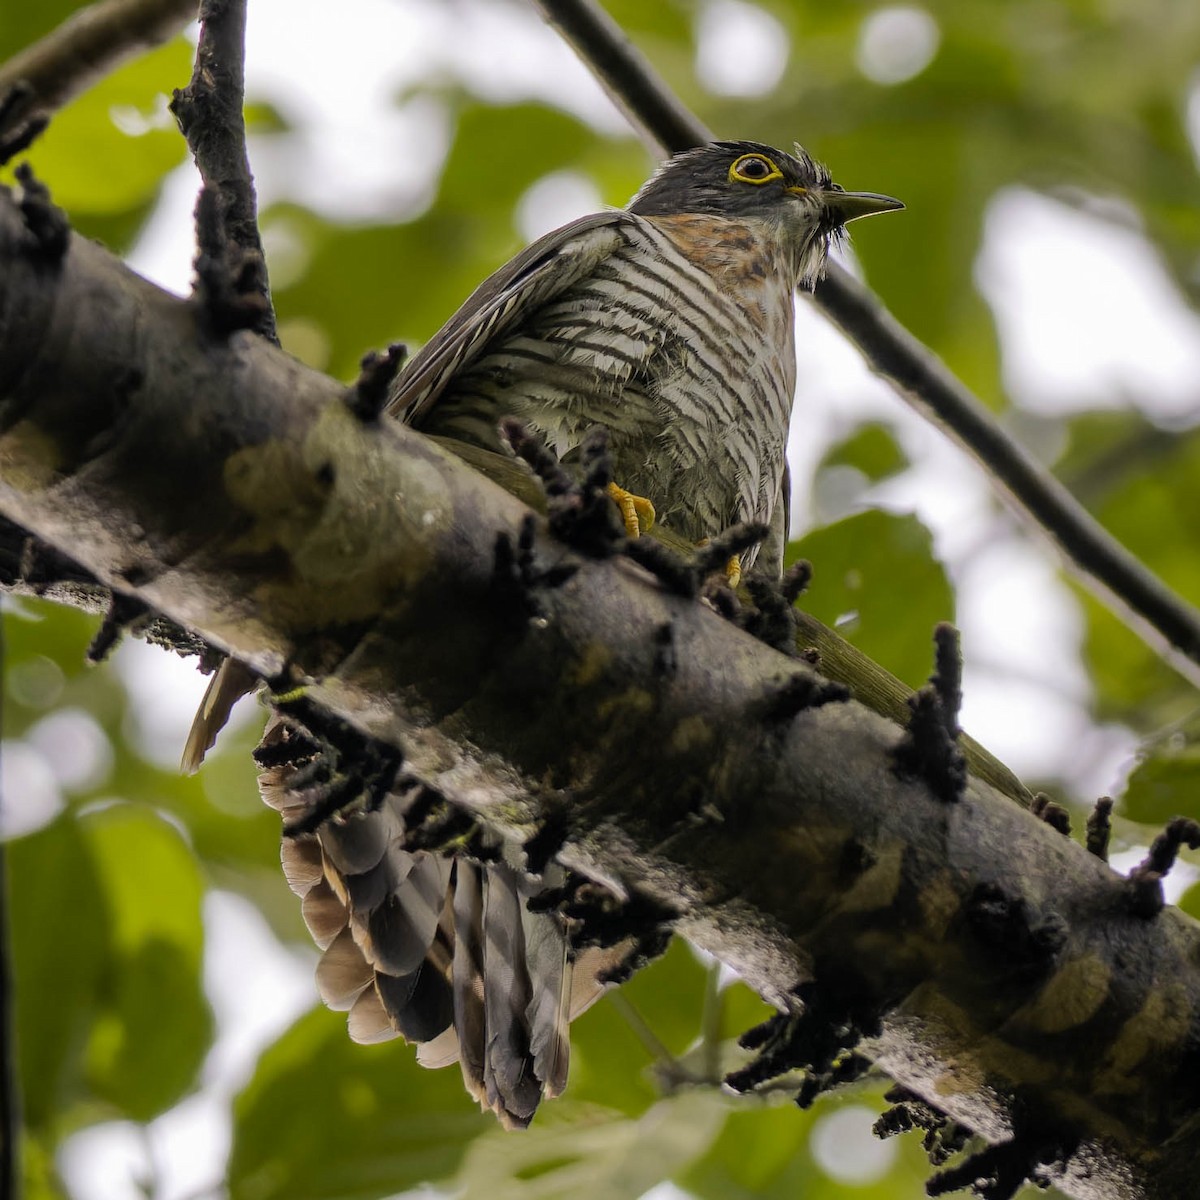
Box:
387, 211, 633, 428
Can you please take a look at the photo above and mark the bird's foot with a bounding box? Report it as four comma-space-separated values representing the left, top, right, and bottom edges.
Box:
607, 482, 656, 538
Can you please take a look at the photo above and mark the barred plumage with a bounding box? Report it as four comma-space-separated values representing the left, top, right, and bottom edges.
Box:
413, 213, 797, 561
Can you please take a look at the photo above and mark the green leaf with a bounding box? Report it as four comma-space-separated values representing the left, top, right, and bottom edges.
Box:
80, 803, 211, 1121
678, 1089, 931, 1200
436, 102, 599, 216
787, 511, 954, 690
6, 38, 190, 216
455, 1091, 727, 1200
678, 1099, 819, 1200
1120, 721, 1200, 827
1060, 418, 1200, 726
230, 1007, 490, 1200
9, 815, 110, 1133
0, 0, 91, 61
718, 980, 775, 1044
818, 424, 909, 485
567, 940, 710, 1116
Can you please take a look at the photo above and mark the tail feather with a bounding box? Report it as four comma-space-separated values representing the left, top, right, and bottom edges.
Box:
348, 986, 399, 1045
315, 926, 373, 1010
250, 715, 623, 1125
451, 861, 487, 1102
482, 866, 541, 1126
375, 963, 455, 1043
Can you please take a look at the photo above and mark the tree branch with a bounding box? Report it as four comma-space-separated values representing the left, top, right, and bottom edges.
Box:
171, 0, 276, 344
2, 183, 1199, 1199
530, 0, 1200, 690
0, 0, 198, 150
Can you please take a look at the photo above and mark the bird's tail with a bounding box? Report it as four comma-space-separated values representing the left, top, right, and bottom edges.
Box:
257, 716, 616, 1127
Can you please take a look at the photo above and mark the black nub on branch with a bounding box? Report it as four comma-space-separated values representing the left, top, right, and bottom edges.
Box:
86, 593, 151, 663
691, 522, 768, 579
925, 1096, 1079, 1200
0, 83, 49, 166
191, 185, 274, 337
500, 420, 625, 559
267, 688, 405, 838
13, 165, 68, 260
346, 344, 407, 422
1086, 796, 1113, 861
561, 884, 678, 985
732, 559, 812, 658
760, 672, 850, 721
892, 621, 967, 803
1030, 792, 1071, 837
726, 982, 882, 1106
875, 1086, 968, 1167
1125, 816, 1200, 918
492, 513, 579, 626
738, 563, 809, 657
623, 536, 699, 597
965, 882, 1066, 984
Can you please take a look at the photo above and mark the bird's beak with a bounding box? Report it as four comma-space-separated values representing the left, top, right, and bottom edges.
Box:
820, 189, 904, 224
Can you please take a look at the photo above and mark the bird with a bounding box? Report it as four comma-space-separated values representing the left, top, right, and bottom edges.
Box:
390, 139, 902, 579
185, 139, 901, 1126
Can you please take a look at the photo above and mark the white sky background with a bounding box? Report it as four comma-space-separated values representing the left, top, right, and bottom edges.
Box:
35, 0, 1200, 1195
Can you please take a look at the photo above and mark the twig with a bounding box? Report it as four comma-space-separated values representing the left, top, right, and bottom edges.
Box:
533, 0, 710, 155
171, 0, 276, 343
0, 608, 18, 1200
530, 0, 1200, 689
0, 0, 197, 144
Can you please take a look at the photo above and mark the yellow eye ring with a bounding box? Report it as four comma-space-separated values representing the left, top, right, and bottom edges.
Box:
729, 153, 783, 185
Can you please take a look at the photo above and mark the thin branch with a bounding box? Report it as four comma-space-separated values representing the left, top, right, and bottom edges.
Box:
171, 0, 276, 343
534, 0, 712, 155
530, 0, 1200, 689
0, 0, 197, 146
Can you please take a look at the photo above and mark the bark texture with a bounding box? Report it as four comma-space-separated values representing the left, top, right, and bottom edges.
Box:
2, 184, 1200, 1199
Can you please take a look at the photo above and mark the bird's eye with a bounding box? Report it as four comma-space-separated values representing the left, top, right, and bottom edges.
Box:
729, 154, 782, 185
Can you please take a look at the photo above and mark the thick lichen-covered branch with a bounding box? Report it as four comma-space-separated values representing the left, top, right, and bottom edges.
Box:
2, 184, 1200, 1200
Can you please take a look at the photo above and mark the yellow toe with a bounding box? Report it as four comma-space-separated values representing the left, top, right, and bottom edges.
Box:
607, 482, 656, 538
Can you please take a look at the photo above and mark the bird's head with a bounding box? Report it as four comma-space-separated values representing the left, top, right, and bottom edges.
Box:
629, 140, 902, 287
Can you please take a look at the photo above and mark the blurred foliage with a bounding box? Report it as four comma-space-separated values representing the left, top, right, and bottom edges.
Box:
787, 511, 954, 690
2, 0, 1200, 1196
